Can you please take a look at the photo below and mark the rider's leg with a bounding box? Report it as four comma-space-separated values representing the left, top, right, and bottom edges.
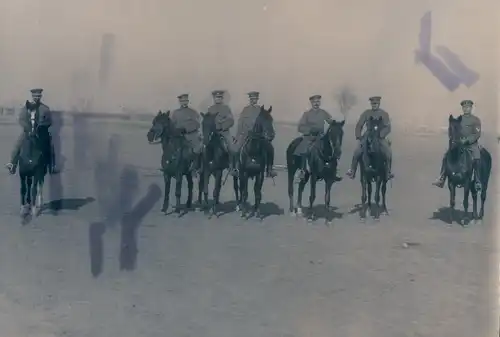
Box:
6, 132, 24, 174
221, 131, 237, 174
432, 153, 447, 188
470, 144, 482, 190
346, 142, 362, 179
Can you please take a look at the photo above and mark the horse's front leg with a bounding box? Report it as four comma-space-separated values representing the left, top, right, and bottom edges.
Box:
360, 176, 368, 222
253, 172, 264, 220
240, 173, 249, 218
174, 175, 182, 213
296, 174, 308, 217
196, 171, 203, 210
381, 180, 389, 216
211, 170, 223, 217
324, 178, 334, 224
186, 173, 193, 210
373, 179, 381, 220
448, 181, 456, 224
233, 175, 240, 212
307, 175, 317, 222
20, 176, 30, 217
288, 168, 296, 214
162, 174, 171, 213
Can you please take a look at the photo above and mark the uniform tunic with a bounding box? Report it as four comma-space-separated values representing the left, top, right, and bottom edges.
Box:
294, 108, 333, 155
235, 104, 260, 150
207, 103, 235, 152
460, 113, 481, 159
171, 106, 202, 154
11, 102, 52, 162
353, 108, 392, 158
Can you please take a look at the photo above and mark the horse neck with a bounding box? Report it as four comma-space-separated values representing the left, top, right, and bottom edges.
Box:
204, 131, 223, 159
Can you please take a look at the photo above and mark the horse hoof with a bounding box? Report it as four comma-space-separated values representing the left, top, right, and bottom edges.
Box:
382, 211, 389, 216
359, 217, 366, 223
235, 205, 241, 212
161, 207, 168, 213
296, 208, 303, 216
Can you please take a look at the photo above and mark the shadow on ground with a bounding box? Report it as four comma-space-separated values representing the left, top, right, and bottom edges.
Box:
45, 197, 95, 212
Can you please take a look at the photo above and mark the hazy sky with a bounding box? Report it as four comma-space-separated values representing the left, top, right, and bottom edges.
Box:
0, 0, 496, 130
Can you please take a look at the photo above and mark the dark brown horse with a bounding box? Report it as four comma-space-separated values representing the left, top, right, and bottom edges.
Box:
286, 120, 344, 222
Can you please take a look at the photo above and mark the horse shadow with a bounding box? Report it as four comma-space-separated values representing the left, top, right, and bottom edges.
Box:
347, 204, 382, 218
209, 201, 284, 220
429, 207, 469, 225
310, 205, 343, 222
45, 197, 95, 213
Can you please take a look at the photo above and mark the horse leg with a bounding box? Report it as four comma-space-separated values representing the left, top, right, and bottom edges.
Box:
367, 181, 373, 218
448, 182, 456, 224
31, 176, 39, 216
20, 174, 29, 216
296, 175, 308, 217
373, 179, 381, 220
360, 176, 368, 222
203, 171, 210, 213
381, 180, 389, 216
462, 182, 471, 226
161, 175, 171, 213
211, 170, 223, 217
253, 172, 264, 220
174, 175, 182, 213
288, 168, 296, 214
240, 174, 249, 218
479, 185, 487, 221
470, 186, 479, 226
35, 177, 45, 216
324, 178, 334, 224
233, 175, 240, 212
196, 173, 203, 211
307, 175, 317, 222
186, 173, 193, 210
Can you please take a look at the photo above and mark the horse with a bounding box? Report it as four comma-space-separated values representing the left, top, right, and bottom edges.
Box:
236, 105, 273, 220
18, 120, 52, 219
286, 119, 345, 222
147, 110, 195, 215
198, 111, 239, 217
357, 116, 390, 222
445, 114, 491, 226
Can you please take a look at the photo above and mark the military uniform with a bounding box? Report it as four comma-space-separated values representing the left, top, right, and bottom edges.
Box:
207, 90, 236, 153
235, 91, 276, 177
433, 100, 482, 188
346, 96, 393, 179
7, 88, 55, 174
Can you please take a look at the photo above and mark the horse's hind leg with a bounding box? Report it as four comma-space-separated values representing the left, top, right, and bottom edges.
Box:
233, 176, 240, 212
186, 174, 193, 210
324, 179, 334, 224
240, 174, 249, 218
470, 187, 478, 226
359, 177, 368, 222
462, 183, 471, 226
19, 175, 29, 216
287, 168, 296, 214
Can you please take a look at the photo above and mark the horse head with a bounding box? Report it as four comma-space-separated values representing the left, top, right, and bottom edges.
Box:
200, 111, 219, 146
324, 119, 345, 159
147, 110, 171, 144
365, 116, 383, 154
448, 114, 463, 152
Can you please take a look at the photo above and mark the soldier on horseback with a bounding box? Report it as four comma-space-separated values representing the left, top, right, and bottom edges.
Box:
234, 91, 277, 178
5, 88, 56, 175
346, 96, 393, 180
294, 94, 342, 182
207, 90, 237, 173
171, 93, 203, 175
432, 100, 482, 190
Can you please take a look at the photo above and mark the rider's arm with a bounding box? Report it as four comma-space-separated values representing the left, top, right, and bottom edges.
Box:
466, 117, 481, 144
354, 110, 368, 139
379, 111, 391, 138
297, 112, 310, 134
322, 110, 334, 125
236, 109, 246, 136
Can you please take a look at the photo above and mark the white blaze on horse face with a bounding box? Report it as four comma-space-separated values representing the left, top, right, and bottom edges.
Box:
30, 110, 36, 132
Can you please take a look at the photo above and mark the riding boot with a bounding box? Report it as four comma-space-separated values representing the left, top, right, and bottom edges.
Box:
266, 144, 277, 178
191, 153, 201, 176
473, 159, 482, 190
386, 156, 394, 180
230, 152, 239, 176
432, 156, 447, 188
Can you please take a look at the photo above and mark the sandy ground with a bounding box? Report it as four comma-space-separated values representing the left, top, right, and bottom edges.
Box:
0, 119, 496, 337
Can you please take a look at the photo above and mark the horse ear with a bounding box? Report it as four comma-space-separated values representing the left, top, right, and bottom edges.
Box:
340, 120, 345, 126
268, 106, 272, 113
157, 110, 162, 116
457, 115, 462, 122
449, 114, 454, 122
165, 110, 170, 117
200, 112, 205, 118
